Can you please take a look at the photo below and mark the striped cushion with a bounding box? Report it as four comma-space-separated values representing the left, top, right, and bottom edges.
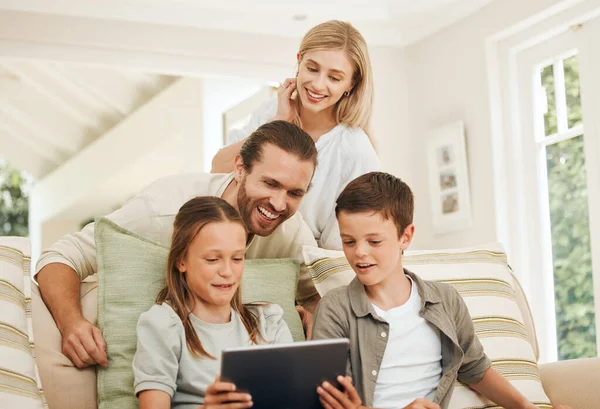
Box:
0, 238, 47, 408
303, 243, 552, 409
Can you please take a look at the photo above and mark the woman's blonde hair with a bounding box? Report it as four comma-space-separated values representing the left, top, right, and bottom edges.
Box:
156, 196, 262, 359
294, 20, 374, 135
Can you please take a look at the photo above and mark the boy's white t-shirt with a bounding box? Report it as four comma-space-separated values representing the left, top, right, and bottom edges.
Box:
227, 98, 380, 250
371, 277, 443, 409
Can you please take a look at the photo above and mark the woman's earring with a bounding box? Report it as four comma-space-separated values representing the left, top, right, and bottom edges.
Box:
343, 91, 350, 97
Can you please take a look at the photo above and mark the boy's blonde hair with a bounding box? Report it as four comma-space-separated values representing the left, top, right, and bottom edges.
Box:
294, 20, 374, 135
335, 172, 414, 237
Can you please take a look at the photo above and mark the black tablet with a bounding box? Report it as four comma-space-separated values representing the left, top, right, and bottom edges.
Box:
220, 338, 350, 409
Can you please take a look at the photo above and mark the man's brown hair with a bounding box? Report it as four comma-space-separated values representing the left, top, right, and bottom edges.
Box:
239, 120, 318, 172
335, 171, 414, 237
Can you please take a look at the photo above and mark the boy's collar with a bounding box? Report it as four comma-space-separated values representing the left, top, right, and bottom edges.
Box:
348, 269, 441, 318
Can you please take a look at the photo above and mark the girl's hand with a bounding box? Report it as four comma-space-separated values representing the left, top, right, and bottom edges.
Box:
317, 375, 363, 409
272, 77, 297, 122
200, 376, 253, 409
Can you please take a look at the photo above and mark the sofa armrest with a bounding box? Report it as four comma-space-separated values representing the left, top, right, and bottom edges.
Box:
539, 357, 600, 409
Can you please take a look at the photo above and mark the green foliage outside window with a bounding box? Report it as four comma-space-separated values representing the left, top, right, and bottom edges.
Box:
0, 160, 32, 237
541, 55, 597, 360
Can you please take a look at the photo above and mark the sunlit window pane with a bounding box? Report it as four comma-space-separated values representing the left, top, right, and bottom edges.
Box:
546, 135, 597, 359
541, 64, 557, 136
563, 55, 582, 129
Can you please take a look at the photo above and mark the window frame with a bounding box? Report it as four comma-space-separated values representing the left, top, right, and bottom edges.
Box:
487, 6, 600, 363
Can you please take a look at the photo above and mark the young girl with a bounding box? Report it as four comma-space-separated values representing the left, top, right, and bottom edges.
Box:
211, 20, 380, 250
132, 196, 293, 409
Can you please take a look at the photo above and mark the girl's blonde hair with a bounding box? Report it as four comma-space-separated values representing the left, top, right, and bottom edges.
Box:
294, 20, 374, 135
156, 196, 261, 359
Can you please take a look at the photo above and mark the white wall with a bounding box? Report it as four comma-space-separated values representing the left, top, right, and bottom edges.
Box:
404, 0, 565, 250
370, 46, 413, 185
200, 77, 265, 172
29, 77, 205, 262
41, 219, 81, 250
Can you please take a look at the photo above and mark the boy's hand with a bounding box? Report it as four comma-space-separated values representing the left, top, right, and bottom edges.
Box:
317, 375, 363, 409
401, 399, 440, 409
200, 376, 253, 409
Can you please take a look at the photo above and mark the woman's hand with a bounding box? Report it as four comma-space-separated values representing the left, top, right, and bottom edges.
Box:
272, 77, 297, 122
200, 376, 253, 409
317, 375, 364, 409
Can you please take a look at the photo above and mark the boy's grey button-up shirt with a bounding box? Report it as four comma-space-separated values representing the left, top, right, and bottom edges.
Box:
312, 270, 491, 409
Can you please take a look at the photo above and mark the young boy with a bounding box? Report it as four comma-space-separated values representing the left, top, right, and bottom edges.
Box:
312, 172, 568, 409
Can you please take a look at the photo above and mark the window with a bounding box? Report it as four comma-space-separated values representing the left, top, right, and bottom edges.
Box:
0, 158, 33, 237
536, 53, 596, 360
509, 15, 600, 362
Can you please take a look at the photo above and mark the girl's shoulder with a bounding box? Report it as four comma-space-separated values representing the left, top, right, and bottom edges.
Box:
138, 302, 184, 331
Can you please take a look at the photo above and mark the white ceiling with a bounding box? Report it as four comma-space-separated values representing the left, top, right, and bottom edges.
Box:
0, 60, 175, 178
0, 0, 496, 45
0, 0, 496, 179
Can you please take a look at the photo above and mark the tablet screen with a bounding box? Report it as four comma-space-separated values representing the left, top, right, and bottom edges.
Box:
221, 338, 349, 409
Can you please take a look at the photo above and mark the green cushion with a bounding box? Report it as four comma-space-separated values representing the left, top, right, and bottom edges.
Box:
96, 217, 303, 409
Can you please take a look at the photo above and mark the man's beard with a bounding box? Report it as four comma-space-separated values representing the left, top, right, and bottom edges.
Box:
236, 179, 285, 237
236, 180, 255, 234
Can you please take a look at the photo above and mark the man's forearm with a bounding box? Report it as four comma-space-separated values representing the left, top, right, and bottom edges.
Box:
37, 263, 84, 335
211, 139, 246, 173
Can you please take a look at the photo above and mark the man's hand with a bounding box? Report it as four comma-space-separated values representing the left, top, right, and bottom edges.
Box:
317, 375, 363, 409
200, 376, 253, 409
400, 399, 440, 409
296, 305, 314, 340
61, 316, 108, 368
37, 263, 106, 368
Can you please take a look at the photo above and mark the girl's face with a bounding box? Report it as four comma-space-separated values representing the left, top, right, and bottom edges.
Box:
177, 221, 246, 312
296, 49, 355, 116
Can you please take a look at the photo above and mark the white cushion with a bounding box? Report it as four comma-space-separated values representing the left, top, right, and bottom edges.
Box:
303, 243, 552, 409
0, 237, 46, 408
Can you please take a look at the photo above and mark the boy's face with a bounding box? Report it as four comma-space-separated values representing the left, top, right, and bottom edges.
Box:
338, 210, 414, 287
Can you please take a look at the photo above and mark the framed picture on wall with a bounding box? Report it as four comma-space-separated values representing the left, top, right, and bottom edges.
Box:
427, 121, 472, 234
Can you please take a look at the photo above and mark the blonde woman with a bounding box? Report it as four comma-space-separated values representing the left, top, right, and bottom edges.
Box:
212, 20, 380, 250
